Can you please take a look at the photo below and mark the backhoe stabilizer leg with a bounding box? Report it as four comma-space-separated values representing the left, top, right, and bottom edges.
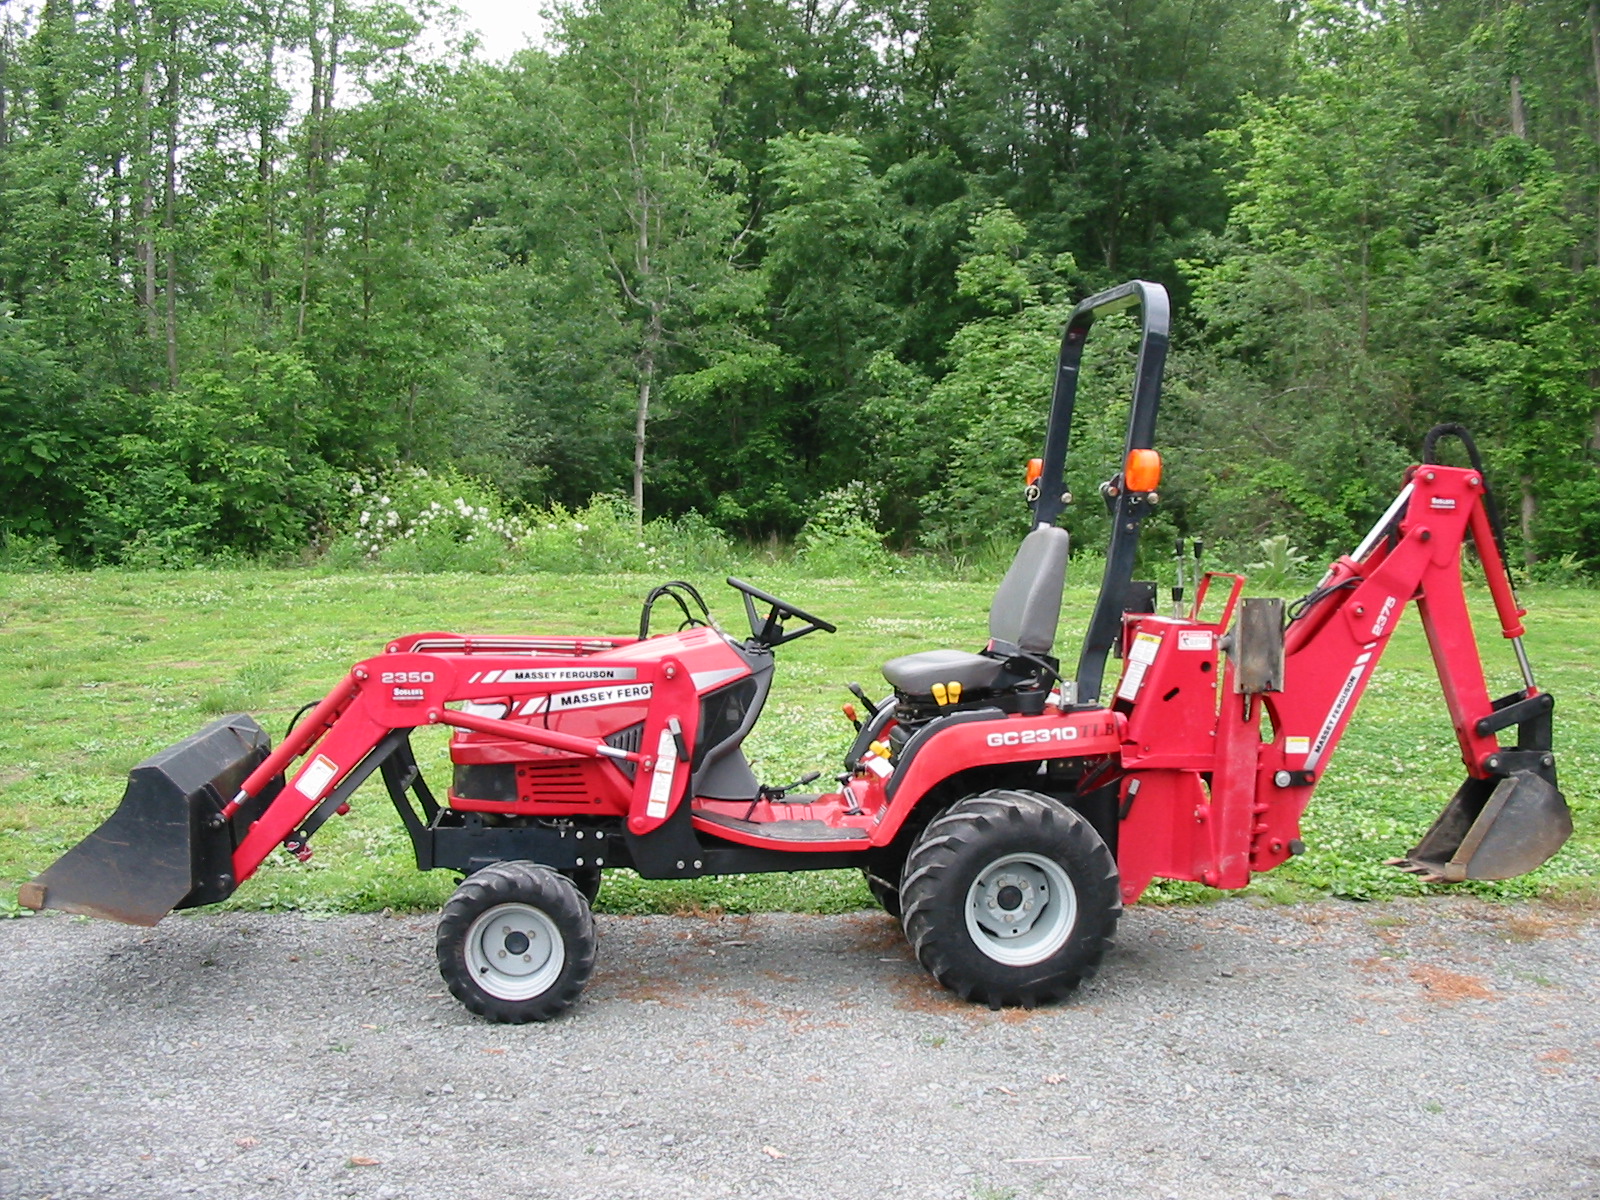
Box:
1388, 763, 1571, 883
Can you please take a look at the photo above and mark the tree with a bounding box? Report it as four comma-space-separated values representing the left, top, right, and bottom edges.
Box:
532, 0, 759, 522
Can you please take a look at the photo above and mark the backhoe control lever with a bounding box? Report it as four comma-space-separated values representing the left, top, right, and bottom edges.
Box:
847, 681, 880, 712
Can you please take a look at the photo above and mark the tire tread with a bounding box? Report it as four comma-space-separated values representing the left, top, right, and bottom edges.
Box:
899, 789, 1120, 1009
436, 861, 596, 1023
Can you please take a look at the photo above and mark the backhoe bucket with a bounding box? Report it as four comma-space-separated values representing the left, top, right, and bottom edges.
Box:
17, 714, 280, 926
1391, 768, 1572, 883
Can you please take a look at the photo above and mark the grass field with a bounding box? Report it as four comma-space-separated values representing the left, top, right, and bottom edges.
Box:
1, 565, 1594, 920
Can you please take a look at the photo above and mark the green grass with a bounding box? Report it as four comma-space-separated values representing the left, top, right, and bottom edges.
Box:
0, 566, 1594, 918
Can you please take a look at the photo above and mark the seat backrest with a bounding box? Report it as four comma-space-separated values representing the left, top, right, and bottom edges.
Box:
988, 525, 1070, 654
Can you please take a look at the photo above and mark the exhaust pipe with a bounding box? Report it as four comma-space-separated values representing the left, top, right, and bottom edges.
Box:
18, 714, 282, 926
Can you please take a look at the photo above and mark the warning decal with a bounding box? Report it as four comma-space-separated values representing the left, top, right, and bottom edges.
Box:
294, 754, 339, 802
1116, 632, 1164, 702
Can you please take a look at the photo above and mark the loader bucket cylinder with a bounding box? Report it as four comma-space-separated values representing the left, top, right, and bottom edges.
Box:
1394, 768, 1572, 883
18, 714, 280, 926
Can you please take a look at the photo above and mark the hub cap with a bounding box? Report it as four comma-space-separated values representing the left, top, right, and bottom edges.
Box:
463, 902, 565, 1000
964, 852, 1078, 966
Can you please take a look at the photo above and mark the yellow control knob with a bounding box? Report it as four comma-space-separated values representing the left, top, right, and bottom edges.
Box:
931, 682, 949, 706
948, 681, 963, 704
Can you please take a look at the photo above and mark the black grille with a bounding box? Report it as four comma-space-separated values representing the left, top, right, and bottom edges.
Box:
605, 722, 644, 780
452, 764, 518, 802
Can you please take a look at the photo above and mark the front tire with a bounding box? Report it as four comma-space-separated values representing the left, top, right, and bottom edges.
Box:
436, 861, 597, 1023
900, 790, 1119, 1008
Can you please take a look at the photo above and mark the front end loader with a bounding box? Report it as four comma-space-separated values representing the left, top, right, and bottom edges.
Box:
22, 281, 1574, 1021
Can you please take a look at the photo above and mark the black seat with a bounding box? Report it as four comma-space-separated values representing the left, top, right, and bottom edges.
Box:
882, 525, 1070, 698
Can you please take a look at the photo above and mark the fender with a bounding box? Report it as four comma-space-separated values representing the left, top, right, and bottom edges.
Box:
874, 708, 1125, 845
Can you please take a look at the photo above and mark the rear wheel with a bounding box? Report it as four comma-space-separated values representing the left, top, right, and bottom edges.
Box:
900, 790, 1119, 1008
436, 861, 596, 1023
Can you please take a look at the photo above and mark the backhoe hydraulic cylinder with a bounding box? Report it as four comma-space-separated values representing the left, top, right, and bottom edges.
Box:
1468, 501, 1527, 640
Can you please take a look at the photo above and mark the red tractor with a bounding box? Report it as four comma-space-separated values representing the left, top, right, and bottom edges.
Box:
22, 281, 1573, 1022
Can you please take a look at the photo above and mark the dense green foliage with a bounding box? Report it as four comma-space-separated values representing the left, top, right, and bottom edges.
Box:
1, 0, 1596, 569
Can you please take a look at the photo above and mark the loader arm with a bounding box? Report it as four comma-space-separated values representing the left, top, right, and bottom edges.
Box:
225, 649, 700, 886
21, 643, 701, 924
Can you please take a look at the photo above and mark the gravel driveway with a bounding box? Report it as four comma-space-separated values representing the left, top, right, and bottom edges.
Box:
2, 898, 1596, 1200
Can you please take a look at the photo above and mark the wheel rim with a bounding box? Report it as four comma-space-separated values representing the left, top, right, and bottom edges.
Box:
963, 852, 1078, 966
463, 902, 566, 1001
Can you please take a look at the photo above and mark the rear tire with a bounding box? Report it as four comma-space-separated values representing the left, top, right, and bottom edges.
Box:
437, 861, 596, 1023
900, 789, 1119, 1008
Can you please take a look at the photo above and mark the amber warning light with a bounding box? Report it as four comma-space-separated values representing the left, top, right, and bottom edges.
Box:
1024, 458, 1044, 487
1124, 448, 1162, 492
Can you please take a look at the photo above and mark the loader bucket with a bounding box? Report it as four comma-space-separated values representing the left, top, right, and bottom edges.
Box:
17, 714, 281, 926
1390, 768, 1572, 883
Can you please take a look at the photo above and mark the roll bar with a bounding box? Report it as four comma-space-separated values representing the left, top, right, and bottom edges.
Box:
1032, 279, 1170, 705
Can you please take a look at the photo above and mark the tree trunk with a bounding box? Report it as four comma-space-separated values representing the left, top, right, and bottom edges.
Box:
162, 10, 180, 388
257, 0, 275, 325
1509, 66, 1532, 566
138, 55, 157, 339
134, 0, 156, 341
0, 19, 8, 153
633, 325, 657, 525
296, 0, 339, 341
108, 19, 124, 276
1588, 4, 1600, 269
1520, 475, 1537, 568
0, 14, 10, 270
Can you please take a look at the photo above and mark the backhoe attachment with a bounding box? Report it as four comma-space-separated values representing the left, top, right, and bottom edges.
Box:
1387, 426, 1573, 882
18, 714, 281, 926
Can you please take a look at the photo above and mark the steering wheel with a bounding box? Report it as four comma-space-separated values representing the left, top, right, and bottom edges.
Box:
725, 577, 837, 647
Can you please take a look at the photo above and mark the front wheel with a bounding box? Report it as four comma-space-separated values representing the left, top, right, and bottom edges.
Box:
436, 861, 597, 1023
900, 790, 1120, 1008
